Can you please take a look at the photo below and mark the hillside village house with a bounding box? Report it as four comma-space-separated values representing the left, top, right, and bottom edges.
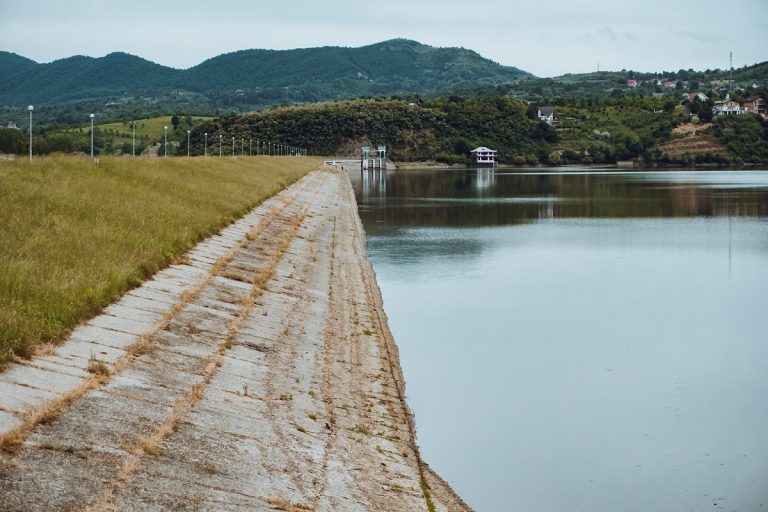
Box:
742, 96, 766, 116
627, 79, 638, 88
710, 94, 767, 117
713, 97, 743, 116
538, 106, 556, 125
687, 92, 709, 102
470, 146, 498, 166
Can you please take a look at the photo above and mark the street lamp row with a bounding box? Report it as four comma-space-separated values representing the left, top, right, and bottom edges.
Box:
24, 111, 308, 161
204, 134, 306, 158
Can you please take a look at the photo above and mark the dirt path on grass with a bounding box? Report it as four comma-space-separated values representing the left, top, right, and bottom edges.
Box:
0, 167, 472, 512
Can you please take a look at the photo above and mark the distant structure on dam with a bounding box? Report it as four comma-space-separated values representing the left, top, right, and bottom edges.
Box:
361, 144, 386, 170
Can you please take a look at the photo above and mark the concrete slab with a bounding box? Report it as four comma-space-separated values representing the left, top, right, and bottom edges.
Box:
103, 303, 163, 325
213, 275, 253, 292
166, 263, 208, 279
126, 286, 179, 305
182, 301, 237, 322
153, 329, 221, 360
0, 380, 57, 413
165, 306, 233, 339
0, 409, 22, 432
0, 364, 86, 396
154, 268, 202, 287
143, 278, 187, 296
196, 289, 242, 314
0, 443, 125, 512
28, 388, 173, 451
22, 355, 91, 379
70, 323, 140, 350
89, 313, 151, 336
117, 357, 202, 396
56, 338, 127, 365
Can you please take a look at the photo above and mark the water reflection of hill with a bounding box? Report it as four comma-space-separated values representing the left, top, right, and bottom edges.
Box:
352, 169, 768, 233
366, 228, 488, 265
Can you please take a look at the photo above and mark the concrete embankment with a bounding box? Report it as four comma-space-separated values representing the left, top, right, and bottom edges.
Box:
0, 167, 472, 511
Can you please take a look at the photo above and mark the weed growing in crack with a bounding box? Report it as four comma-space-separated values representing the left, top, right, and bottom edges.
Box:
349, 424, 371, 435
140, 440, 160, 456
87, 358, 110, 377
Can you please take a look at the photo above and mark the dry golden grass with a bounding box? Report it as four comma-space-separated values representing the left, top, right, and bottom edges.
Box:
0, 154, 320, 365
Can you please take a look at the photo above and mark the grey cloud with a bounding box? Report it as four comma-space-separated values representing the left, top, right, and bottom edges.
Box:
596, 27, 618, 41
624, 32, 638, 40
676, 30, 732, 43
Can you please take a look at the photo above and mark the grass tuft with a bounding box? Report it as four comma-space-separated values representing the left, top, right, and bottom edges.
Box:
140, 439, 160, 456
87, 358, 110, 377
349, 423, 371, 435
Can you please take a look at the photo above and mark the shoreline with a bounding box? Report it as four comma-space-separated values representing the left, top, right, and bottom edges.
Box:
0, 167, 472, 511
342, 168, 474, 511
392, 161, 768, 170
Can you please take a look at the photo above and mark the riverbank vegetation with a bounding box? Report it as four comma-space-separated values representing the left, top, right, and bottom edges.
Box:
4, 95, 766, 166
0, 155, 319, 365
195, 97, 558, 165
189, 96, 767, 166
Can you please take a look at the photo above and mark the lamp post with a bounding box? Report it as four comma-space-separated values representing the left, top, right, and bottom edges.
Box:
90, 113, 95, 158
204, 132, 208, 157
241, 138, 244, 156
187, 130, 191, 157
131, 120, 136, 156
249, 139, 252, 156
232, 137, 235, 157
27, 105, 33, 162
164, 126, 168, 157
219, 134, 222, 157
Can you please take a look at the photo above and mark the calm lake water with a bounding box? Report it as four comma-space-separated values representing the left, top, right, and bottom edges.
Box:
350, 167, 768, 512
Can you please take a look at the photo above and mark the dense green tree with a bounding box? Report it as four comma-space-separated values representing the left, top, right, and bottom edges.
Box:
0, 128, 25, 154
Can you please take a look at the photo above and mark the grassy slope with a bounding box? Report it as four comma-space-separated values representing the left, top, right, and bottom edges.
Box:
0, 155, 320, 364
67, 116, 215, 144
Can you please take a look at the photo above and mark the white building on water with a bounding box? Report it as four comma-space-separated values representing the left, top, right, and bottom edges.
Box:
470, 146, 498, 167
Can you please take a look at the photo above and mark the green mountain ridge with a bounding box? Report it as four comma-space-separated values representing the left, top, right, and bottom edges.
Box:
0, 39, 531, 106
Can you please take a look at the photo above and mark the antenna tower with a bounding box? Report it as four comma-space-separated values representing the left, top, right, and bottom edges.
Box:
729, 51, 733, 90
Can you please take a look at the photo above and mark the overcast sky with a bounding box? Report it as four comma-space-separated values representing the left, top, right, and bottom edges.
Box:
1, 0, 766, 77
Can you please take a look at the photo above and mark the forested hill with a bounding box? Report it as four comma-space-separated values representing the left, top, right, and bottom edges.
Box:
0, 39, 530, 106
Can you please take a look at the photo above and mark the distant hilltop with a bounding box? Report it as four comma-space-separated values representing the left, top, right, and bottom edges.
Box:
0, 39, 531, 106
1, 39, 765, 126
